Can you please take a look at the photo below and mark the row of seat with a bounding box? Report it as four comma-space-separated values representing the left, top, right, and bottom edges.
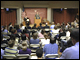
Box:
3, 53, 59, 59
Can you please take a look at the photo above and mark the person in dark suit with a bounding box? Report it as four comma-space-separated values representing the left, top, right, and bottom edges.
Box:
44, 23, 50, 29
35, 12, 40, 19
38, 23, 43, 29
24, 16, 30, 26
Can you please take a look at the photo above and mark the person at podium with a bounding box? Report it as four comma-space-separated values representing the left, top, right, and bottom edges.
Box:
35, 12, 40, 19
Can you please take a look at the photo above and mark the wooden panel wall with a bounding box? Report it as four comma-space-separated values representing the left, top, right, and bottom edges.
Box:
1, 9, 17, 26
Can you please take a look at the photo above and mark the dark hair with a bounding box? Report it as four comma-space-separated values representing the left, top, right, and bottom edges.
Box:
8, 22, 12, 26
21, 34, 26, 40
33, 33, 37, 39
70, 28, 79, 41
16, 25, 19, 30
34, 23, 36, 27
10, 34, 15, 41
41, 29, 45, 34
1, 34, 3, 41
11, 29, 17, 34
22, 30, 26, 34
8, 40, 15, 47
36, 48, 43, 58
50, 38, 56, 44
40, 23, 42, 26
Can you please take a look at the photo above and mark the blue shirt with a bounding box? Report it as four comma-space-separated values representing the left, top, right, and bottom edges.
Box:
19, 48, 31, 55
1, 49, 4, 59
60, 42, 79, 59
50, 25, 55, 32
43, 43, 58, 57
50, 25, 55, 29
30, 38, 40, 44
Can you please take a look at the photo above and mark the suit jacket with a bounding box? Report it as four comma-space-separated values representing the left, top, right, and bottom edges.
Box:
35, 14, 40, 19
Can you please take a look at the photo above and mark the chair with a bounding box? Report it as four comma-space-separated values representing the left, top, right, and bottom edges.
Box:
30, 44, 40, 52
60, 36, 66, 40
3, 55, 16, 59
1, 43, 8, 50
45, 54, 59, 59
30, 53, 37, 59
45, 28, 50, 31
17, 54, 30, 59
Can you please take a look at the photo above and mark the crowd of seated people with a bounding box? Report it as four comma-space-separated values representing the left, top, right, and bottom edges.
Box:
1, 17, 79, 59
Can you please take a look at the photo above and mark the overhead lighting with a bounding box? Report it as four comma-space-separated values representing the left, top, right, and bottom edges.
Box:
64, 8, 67, 9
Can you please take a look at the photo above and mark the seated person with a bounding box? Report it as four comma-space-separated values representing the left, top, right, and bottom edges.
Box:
60, 28, 79, 59
38, 29, 45, 38
38, 23, 43, 29
32, 23, 37, 29
11, 29, 20, 38
15, 25, 22, 33
20, 23, 25, 32
1, 33, 8, 45
43, 38, 58, 57
50, 22, 55, 29
44, 23, 50, 29
3, 26, 8, 36
26, 23, 31, 29
19, 41, 31, 55
20, 34, 29, 45
4, 37, 18, 56
36, 48, 43, 59
1, 48, 4, 59
22, 29, 29, 39
30, 33, 40, 44
8, 22, 14, 32
40, 33, 50, 45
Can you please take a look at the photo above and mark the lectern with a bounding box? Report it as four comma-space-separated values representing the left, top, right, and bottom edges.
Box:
34, 17, 41, 27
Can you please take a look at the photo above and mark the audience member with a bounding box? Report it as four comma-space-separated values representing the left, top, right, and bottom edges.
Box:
20, 34, 29, 45
60, 28, 79, 59
15, 25, 22, 33
26, 23, 31, 29
8, 22, 14, 32
22, 29, 29, 39
1, 48, 4, 59
61, 22, 66, 30
56, 23, 61, 28
43, 38, 58, 57
19, 41, 31, 55
4, 37, 18, 56
50, 22, 55, 29
44, 23, 50, 29
32, 23, 37, 29
36, 48, 43, 59
20, 23, 25, 32
38, 23, 43, 29
30, 33, 40, 44
38, 29, 45, 38
40, 33, 50, 45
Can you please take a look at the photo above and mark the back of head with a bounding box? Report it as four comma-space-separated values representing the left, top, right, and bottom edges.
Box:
54, 25, 57, 30
36, 48, 43, 58
22, 29, 26, 34
33, 33, 37, 39
40, 23, 42, 26
21, 34, 26, 41
52, 22, 54, 25
70, 28, 79, 42
10, 34, 15, 41
50, 38, 56, 44
22, 41, 27, 51
44, 33, 48, 39
8, 40, 15, 48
